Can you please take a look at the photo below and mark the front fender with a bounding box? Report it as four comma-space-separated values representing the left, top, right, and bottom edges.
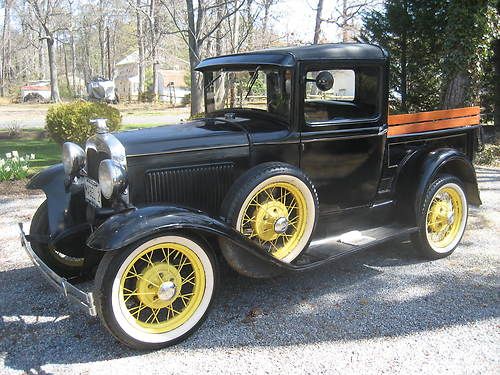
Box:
415, 148, 482, 212
26, 163, 70, 233
86, 205, 289, 277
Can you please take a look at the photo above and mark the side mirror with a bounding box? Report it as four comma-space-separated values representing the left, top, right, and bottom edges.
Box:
315, 71, 334, 92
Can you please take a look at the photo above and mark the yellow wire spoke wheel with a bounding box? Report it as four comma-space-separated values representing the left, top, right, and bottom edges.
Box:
425, 183, 466, 252
237, 177, 313, 262
119, 242, 206, 334
102, 235, 216, 348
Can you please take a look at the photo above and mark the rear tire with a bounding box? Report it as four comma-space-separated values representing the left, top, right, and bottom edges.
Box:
30, 200, 84, 277
411, 175, 468, 259
94, 233, 218, 350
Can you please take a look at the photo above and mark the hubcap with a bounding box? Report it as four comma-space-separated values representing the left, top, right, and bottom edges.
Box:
119, 242, 206, 333
239, 181, 307, 260
426, 186, 464, 249
274, 217, 289, 234
157, 281, 176, 301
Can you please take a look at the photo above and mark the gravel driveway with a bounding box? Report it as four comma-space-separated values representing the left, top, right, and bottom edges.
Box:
0, 167, 498, 374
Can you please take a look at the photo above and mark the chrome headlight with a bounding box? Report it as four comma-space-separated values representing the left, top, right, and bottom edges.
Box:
98, 159, 128, 199
62, 142, 85, 175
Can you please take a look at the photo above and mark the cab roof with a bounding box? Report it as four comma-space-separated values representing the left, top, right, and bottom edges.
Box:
195, 43, 387, 71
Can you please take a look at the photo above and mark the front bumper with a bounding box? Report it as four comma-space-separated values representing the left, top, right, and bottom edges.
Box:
18, 223, 97, 316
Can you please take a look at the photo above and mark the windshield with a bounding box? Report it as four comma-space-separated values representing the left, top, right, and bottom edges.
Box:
204, 67, 292, 121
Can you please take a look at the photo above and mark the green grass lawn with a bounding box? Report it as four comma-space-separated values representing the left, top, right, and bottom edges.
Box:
0, 123, 166, 174
0, 137, 60, 174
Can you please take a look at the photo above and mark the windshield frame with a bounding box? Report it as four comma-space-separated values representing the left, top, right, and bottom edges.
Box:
202, 65, 293, 124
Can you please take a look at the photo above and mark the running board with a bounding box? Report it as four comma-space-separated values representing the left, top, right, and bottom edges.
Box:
293, 224, 419, 268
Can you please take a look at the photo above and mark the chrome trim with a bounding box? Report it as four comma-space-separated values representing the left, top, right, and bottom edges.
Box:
301, 131, 383, 143
371, 200, 393, 208
253, 140, 300, 146
18, 223, 97, 317
127, 143, 248, 158
86, 131, 129, 203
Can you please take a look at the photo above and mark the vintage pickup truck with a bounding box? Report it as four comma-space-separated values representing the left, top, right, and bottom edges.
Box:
19, 43, 482, 349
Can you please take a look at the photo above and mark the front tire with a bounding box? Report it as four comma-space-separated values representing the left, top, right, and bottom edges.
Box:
30, 200, 84, 277
94, 234, 218, 350
412, 175, 468, 259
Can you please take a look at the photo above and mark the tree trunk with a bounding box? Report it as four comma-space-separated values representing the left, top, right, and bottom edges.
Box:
71, 33, 77, 94
232, 1, 240, 53
494, 38, 499, 131
46, 37, 60, 102
38, 44, 45, 80
186, 0, 203, 116
263, 0, 271, 47
1, 0, 12, 97
400, 28, 407, 112
106, 27, 112, 79
215, 0, 223, 56
63, 44, 72, 97
150, 0, 159, 101
313, 0, 324, 44
442, 72, 469, 109
98, 0, 105, 77
136, 0, 145, 99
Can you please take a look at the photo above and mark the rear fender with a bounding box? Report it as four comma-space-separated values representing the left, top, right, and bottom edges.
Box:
26, 163, 69, 233
86, 205, 288, 278
415, 148, 482, 211
395, 148, 481, 223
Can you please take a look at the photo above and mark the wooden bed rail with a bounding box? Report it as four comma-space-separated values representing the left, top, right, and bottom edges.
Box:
387, 106, 480, 136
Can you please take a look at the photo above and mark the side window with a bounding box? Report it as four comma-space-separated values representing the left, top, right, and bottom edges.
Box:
304, 67, 379, 124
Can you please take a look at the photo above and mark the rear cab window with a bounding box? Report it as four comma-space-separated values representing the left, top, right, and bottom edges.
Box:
304, 66, 381, 125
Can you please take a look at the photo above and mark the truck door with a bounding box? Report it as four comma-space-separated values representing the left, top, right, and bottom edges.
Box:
299, 63, 387, 213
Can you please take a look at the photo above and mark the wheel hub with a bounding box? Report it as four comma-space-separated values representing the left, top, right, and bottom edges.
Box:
136, 263, 182, 308
428, 200, 452, 233
253, 200, 289, 241
274, 216, 289, 234
157, 281, 177, 301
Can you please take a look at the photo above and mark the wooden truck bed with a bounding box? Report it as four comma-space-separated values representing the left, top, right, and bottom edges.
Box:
387, 106, 480, 136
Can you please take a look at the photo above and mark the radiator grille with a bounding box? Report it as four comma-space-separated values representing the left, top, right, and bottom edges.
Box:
145, 163, 234, 214
86, 148, 109, 180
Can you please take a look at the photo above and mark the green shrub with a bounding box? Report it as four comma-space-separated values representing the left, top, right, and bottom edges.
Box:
46, 101, 122, 145
0, 151, 35, 181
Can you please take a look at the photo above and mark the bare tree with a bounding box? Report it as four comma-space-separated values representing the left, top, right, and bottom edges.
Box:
313, 0, 324, 44
324, 0, 378, 42
135, 0, 145, 98
1, 0, 12, 96
26, 0, 69, 102
161, 0, 245, 115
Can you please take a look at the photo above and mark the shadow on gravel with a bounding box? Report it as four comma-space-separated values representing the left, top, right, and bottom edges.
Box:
1, 238, 498, 372
475, 167, 500, 183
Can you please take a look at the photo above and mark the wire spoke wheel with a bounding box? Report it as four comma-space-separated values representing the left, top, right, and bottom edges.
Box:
238, 181, 308, 260
118, 242, 206, 334
424, 182, 467, 253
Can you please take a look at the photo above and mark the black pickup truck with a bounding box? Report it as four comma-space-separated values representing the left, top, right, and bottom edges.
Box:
19, 43, 482, 349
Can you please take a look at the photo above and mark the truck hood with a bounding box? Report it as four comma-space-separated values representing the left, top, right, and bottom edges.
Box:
114, 118, 249, 157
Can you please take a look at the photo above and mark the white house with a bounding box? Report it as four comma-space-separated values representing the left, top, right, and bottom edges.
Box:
114, 51, 190, 103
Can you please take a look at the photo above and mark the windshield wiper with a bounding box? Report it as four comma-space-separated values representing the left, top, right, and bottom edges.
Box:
204, 73, 222, 90
244, 66, 261, 101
